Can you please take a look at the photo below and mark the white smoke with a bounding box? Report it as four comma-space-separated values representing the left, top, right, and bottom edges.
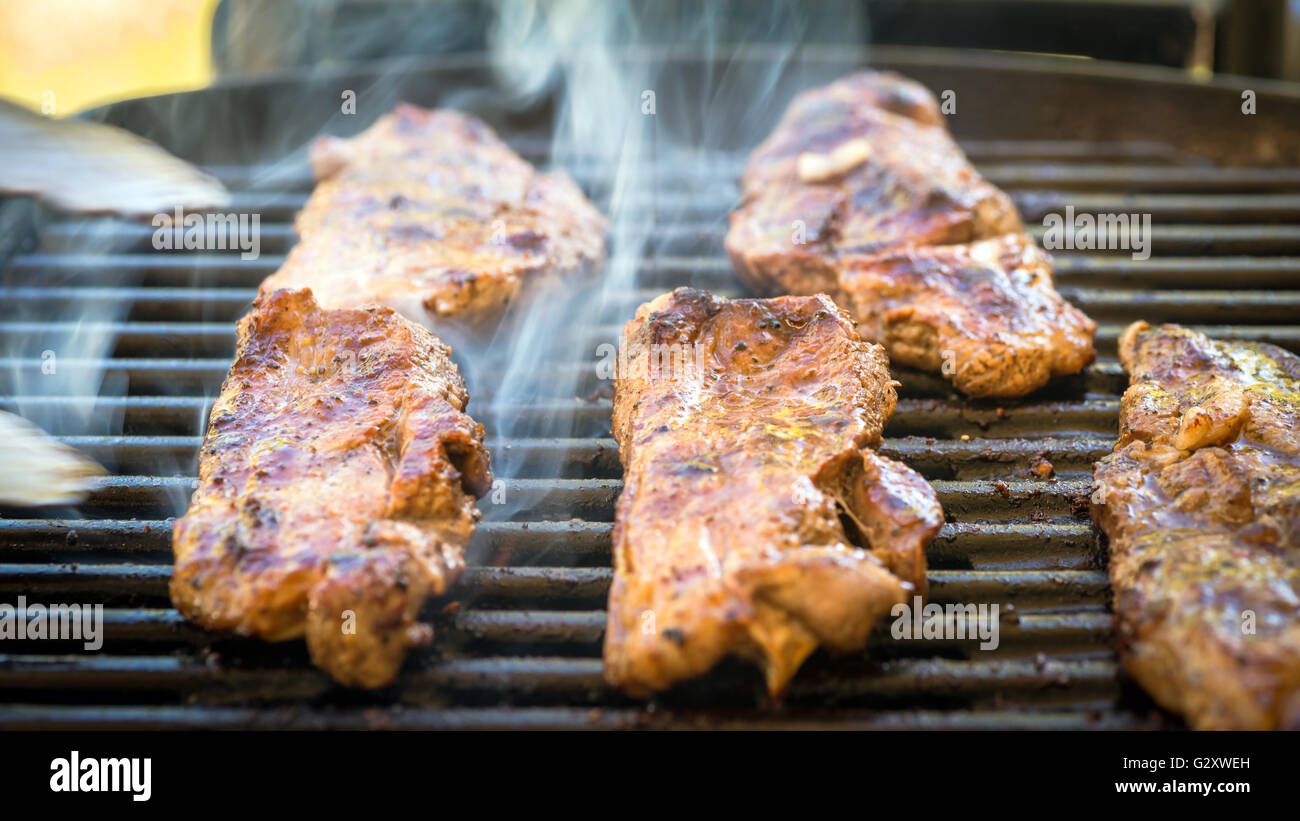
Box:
473, 0, 867, 516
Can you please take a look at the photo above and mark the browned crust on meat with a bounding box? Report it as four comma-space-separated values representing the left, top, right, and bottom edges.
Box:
726, 71, 1095, 398
838, 234, 1096, 398
605, 287, 942, 697
260, 104, 606, 330
171, 288, 491, 688
1093, 321, 1300, 729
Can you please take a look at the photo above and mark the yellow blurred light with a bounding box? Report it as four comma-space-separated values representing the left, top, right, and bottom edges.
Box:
0, 0, 222, 116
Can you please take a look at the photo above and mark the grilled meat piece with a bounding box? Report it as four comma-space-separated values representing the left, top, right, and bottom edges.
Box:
172, 288, 491, 687
259, 104, 606, 329
726, 71, 1095, 397
727, 71, 1019, 296
1093, 321, 1300, 730
838, 234, 1097, 398
605, 287, 943, 697
810, 70, 947, 127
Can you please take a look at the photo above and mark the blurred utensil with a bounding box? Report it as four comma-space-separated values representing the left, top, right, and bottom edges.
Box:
0, 411, 105, 507
0, 97, 229, 216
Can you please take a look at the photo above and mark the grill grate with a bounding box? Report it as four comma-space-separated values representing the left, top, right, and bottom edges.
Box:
2, 111, 1299, 729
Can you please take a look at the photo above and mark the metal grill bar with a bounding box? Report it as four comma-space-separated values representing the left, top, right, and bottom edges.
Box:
2, 434, 1113, 480
18, 188, 1300, 224
0, 606, 1114, 652
8, 285, 1300, 322
29, 220, 1300, 258
196, 158, 1300, 192
11, 253, 1300, 291
0, 705, 1160, 730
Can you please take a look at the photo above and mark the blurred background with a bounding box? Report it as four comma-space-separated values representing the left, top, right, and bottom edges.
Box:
2, 0, 1298, 117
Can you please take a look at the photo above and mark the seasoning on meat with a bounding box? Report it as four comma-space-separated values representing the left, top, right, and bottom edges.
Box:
605, 287, 943, 697
1093, 321, 1300, 730
836, 234, 1096, 398
171, 288, 491, 687
260, 104, 606, 329
726, 71, 1095, 397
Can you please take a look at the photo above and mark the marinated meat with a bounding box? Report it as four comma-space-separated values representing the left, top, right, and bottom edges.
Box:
605, 287, 943, 697
259, 105, 606, 329
837, 234, 1096, 398
1093, 321, 1300, 730
172, 288, 491, 687
726, 71, 1094, 397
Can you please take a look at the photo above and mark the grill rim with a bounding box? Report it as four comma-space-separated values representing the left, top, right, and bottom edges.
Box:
82, 45, 1300, 169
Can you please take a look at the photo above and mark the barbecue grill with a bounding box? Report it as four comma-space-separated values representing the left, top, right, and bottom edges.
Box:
3, 47, 1299, 730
